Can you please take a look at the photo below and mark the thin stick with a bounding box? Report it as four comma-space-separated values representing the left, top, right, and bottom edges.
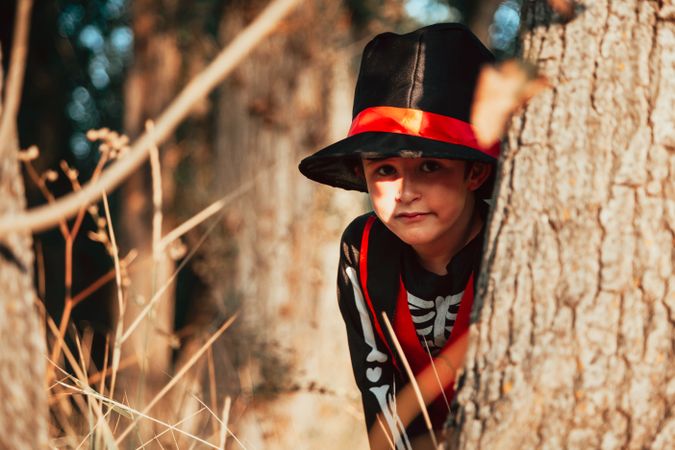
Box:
72, 250, 138, 307
158, 175, 258, 252
218, 397, 232, 450
102, 191, 125, 405
22, 161, 70, 238
148, 120, 163, 261
115, 313, 239, 444
98, 334, 110, 402
0, 0, 33, 152
423, 339, 451, 412
374, 416, 396, 450
70, 152, 110, 239
207, 347, 219, 437
381, 313, 438, 449
72, 327, 89, 381
0, 0, 302, 235
46, 236, 75, 382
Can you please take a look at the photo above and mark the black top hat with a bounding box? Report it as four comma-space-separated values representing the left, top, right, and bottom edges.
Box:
298, 23, 498, 192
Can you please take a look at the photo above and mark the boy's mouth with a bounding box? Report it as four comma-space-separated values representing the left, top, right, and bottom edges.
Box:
395, 212, 430, 221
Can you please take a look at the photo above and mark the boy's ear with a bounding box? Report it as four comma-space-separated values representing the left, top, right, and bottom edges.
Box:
466, 162, 493, 191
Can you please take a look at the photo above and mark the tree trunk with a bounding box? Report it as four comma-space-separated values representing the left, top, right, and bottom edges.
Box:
119, 0, 187, 412
451, 1, 674, 449
0, 34, 49, 450
0, 135, 49, 450
209, 1, 367, 447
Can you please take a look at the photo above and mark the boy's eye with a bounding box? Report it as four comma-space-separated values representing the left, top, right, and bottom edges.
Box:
420, 160, 441, 173
375, 165, 396, 176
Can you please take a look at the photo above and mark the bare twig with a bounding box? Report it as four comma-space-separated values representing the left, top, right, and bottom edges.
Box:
374, 416, 396, 450
43, 152, 113, 382
422, 339, 450, 412
158, 173, 259, 252
72, 250, 138, 307
0, 0, 33, 153
207, 347, 219, 437
0, 0, 302, 235
148, 120, 163, 261
101, 191, 125, 406
218, 397, 232, 450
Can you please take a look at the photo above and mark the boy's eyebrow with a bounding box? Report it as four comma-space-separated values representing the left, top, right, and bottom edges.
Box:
362, 156, 393, 165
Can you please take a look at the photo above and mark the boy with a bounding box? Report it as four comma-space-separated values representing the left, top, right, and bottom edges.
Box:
299, 23, 499, 448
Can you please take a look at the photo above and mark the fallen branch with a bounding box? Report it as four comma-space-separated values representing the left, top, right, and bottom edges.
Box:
0, 0, 302, 236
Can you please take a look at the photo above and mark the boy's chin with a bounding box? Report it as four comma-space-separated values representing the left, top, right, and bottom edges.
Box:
388, 228, 436, 248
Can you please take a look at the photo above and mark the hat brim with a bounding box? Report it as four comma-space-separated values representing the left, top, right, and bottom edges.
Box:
298, 131, 498, 192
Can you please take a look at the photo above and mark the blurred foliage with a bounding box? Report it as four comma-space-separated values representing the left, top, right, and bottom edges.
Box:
404, 0, 523, 57
55, 0, 132, 175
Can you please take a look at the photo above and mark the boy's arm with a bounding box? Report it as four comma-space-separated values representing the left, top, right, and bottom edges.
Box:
337, 222, 413, 448
367, 331, 469, 450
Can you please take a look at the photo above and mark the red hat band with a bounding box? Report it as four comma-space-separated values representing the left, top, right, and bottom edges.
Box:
348, 106, 499, 159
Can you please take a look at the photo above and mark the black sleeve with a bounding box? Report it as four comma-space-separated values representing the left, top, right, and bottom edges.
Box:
336, 215, 399, 432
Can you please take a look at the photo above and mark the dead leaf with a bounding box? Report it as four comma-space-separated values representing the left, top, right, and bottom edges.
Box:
471, 59, 550, 148
548, 0, 576, 19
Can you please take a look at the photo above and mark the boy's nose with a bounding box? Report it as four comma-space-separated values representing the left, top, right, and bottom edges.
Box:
395, 176, 420, 203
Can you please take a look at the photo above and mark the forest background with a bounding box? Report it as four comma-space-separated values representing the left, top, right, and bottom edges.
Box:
0, 0, 672, 449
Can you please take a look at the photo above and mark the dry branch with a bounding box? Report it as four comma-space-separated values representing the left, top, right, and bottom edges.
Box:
0, 0, 302, 236
0, 0, 33, 152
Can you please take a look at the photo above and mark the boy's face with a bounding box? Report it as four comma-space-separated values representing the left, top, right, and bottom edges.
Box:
362, 156, 490, 250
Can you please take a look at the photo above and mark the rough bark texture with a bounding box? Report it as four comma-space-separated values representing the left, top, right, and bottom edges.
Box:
452, 1, 675, 449
0, 102, 49, 449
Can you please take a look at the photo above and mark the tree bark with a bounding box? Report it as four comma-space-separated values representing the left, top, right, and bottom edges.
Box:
0, 3, 49, 444
451, 1, 675, 449
0, 131, 49, 450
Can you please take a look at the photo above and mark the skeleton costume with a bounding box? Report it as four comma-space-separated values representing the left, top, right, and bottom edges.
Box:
298, 23, 500, 445
337, 201, 487, 445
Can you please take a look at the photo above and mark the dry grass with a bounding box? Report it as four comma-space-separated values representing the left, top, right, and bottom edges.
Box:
25, 131, 251, 449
